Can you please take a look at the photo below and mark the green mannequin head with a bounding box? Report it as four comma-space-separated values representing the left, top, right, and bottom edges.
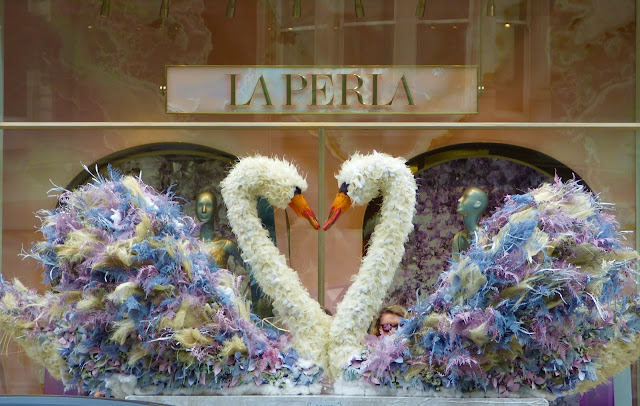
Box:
457, 187, 488, 217
196, 191, 215, 224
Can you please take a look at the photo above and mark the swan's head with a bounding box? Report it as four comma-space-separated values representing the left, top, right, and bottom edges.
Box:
222, 156, 321, 230
324, 151, 413, 230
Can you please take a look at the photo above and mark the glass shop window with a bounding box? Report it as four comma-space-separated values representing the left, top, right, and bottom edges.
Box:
493, 0, 529, 117
416, 0, 473, 66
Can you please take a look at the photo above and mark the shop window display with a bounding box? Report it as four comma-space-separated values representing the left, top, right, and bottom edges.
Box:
0, 1, 637, 405
1, 151, 636, 406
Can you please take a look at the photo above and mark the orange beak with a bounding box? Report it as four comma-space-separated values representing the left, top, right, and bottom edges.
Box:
323, 192, 353, 231
288, 194, 321, 230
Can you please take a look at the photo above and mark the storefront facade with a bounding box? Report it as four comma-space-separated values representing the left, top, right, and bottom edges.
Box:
0, 1, 637, 404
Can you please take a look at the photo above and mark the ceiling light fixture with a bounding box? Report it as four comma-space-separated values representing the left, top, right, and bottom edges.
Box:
226, 0, 236, 18
355, 0, 364, 18
486, 0, 495, 17
293, 0, 301, 17
159, 0, 169, 19
100, 0, 110, 17
415, 0, 426, 18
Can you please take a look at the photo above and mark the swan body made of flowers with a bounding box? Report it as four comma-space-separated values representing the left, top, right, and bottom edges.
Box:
0, 163, 324, 397
335, 172, 640, 401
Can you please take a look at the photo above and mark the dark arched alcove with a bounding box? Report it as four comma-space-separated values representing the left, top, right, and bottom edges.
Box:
406, 142, 587, 186
66, 142, 276, 243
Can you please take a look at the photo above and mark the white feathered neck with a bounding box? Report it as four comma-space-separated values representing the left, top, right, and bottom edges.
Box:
220, 156, 331, 368
328, 151, 417, 377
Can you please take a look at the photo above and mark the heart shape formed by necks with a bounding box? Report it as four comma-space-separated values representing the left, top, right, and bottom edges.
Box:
221, 153, 417, 379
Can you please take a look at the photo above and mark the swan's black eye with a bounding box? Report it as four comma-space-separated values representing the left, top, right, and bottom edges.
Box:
294, 187, 302, 195
339, 183, 349, 194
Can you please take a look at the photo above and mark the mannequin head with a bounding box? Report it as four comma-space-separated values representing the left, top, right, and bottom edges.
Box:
456, 187, 488, 217
196, 191, 215, 224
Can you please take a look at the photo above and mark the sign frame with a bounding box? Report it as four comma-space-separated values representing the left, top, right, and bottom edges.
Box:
165, 65, 479, 115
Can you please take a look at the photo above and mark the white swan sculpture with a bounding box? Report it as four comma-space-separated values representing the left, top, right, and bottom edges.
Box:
0, 160, 330, 396
220, 155, 332, 368
322, 152, 417, 378
325, 159, 640, 400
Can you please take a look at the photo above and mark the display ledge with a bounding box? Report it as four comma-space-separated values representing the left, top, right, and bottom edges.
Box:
126, 395, 549, 406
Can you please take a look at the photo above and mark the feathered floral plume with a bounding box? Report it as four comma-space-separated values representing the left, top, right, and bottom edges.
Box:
340, 176, 640, 401
0, 167, 321, 397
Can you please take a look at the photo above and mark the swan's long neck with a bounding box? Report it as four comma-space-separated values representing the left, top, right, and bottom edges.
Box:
222, 178, 331, 368
328, 160, 416, 377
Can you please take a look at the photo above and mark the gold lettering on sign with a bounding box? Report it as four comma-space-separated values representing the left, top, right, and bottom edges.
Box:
310, 74, 334, 106
370, 74, 380, 106
228, 74, 239, 106
340, 74, 365, 106
244, 75, 273, 106
385, 75, 415, 106
226, 70, 421, 109
284, 74, 307, 106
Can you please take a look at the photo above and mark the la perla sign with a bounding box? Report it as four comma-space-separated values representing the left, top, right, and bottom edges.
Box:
166, 66, 478, 115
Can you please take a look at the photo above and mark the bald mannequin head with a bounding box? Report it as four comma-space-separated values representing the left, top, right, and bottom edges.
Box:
457, 187, 488, 216
196, 191, 215, 224
452, 187, 489, 258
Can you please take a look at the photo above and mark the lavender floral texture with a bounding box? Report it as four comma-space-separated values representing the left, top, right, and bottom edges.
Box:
385, 158, 548, 308
0, 167, 321, 397
345, 176, 640, 400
